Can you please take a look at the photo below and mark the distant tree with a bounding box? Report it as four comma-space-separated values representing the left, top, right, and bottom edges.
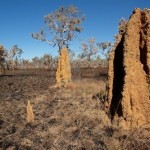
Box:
0, 45, 5, 63
0, 45, 7, 74
32, 56, 41, 68
21, 59, 30, 69
32, 5, 85, 53
68, 48, 75, 62
78, 38, 99, 68
113, 17, 128, 41
71, 57, 83, 69
118, 17, 128, 34
10, 45, 23, 60
97, 42, 113, 60
6, 45, 23, 70
41, 54, 53, 69
52, 56, 58, 69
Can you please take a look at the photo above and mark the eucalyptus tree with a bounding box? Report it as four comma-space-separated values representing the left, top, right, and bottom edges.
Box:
97, 42, 112, 60
32, 56, 41, 68
6, 45, 23, 70
21, 59, 30, 69
32, 5, 85, 53
41, 54, 53, 69
78, 38, 99, 68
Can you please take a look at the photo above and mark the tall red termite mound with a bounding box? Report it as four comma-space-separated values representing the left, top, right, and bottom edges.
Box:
107, 8, 150, 129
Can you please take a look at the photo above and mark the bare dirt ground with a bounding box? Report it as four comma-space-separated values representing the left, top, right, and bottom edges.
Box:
0, 69, 150, 150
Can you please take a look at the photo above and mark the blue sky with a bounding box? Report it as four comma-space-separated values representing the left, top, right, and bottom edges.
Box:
0, 0, 150, 60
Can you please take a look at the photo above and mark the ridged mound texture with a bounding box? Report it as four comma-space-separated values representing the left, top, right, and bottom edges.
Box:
107, 8, 150, 129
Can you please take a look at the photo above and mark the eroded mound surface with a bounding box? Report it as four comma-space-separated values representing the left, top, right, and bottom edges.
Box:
56, 47, 71, 87
107, 8, 150, 129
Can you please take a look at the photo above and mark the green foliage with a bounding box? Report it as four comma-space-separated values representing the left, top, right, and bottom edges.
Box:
31, 54, 57, 69
97, 42, 112, 60
78, 38, 112, 68
78, 37, 99, 61
10, 45, 23, 60
41, 54, 52, 66
6, 45, 23, 69
32, 5, 85, 52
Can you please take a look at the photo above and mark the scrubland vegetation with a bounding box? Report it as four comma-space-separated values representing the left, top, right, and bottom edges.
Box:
0, 5, 150, 150
0, 69, 149, 150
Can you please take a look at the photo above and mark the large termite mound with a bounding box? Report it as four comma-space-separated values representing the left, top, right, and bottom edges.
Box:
107, 8, 150, 129
56, 47, 71, 87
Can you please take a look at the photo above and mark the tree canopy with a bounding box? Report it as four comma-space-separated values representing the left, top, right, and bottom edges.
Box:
79, 38, 99, 61
32, 5, 85, 52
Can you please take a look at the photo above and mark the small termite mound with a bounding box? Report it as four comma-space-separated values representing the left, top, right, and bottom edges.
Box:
27, 100, 34, 124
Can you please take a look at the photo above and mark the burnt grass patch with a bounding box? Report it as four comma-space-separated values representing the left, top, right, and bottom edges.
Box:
0, 69, 149, 150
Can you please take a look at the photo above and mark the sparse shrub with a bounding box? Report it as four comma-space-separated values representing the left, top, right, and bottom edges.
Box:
0, 45, 6, 74
92, 89, 108, 110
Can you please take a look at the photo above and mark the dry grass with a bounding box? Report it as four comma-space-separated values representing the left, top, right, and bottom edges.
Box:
1, 78, 150, 150
45, 79, 111, 149
121, 125, 150, 150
